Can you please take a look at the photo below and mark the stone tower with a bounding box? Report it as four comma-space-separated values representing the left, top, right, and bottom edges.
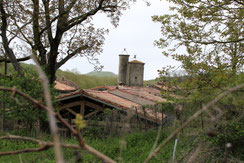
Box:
118, 54, 129, 85
118, 54, 144, 86
127, 59, 145, 86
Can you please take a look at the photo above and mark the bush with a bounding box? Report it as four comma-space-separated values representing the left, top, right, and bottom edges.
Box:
0, 70, 58, 132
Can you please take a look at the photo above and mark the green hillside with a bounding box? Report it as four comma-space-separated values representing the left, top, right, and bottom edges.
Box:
0, 63, 118, 89
85, 71, 117, 77
56, 70, 118, 89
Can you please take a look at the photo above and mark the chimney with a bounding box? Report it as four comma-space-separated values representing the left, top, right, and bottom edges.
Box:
118, 54, 129, 85
61, 76, 65, 81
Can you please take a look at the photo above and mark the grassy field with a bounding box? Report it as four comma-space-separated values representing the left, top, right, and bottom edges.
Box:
0, 128, 196, 163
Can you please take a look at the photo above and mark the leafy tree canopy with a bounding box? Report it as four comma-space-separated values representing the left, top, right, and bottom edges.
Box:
0, 0, 136, 83
153, 0, 243, 75
154, 1, 244, 160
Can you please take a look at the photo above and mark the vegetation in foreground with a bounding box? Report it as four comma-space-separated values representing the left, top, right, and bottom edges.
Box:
0, 126, 197, 163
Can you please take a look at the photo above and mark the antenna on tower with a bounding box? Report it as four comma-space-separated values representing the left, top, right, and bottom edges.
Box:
121, 48, 128, 54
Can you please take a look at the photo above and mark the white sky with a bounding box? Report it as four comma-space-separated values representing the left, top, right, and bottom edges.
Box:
60, 0, 180, 80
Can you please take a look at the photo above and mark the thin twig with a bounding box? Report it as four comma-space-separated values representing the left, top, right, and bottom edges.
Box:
31, 54, 64, 163
0, 134, 80, 156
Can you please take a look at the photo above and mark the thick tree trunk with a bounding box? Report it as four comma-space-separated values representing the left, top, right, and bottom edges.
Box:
46, 64, 57, 84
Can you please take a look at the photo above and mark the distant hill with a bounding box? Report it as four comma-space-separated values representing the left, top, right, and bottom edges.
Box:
56, 70, 118, 89
1, 63, 118, 89
85, 71, 117, 77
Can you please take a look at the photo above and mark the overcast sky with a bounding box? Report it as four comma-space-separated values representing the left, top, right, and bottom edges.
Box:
60, 0, 180, 80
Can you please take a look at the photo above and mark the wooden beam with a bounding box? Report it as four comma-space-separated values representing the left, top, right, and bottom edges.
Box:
85, 101, 104, 111
80, 101, 85, 116
65, 107, 77, 116
84, 110, 100, 118
59, 101, 82, 110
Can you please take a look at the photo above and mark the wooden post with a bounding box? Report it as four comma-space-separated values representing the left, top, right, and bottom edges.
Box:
142, 106, 146, 130
135, 107, 140, 130
80, 101, 85, 116
67, 109, 72, 138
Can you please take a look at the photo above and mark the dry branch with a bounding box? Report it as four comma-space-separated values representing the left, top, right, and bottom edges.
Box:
0, 134, 80, 156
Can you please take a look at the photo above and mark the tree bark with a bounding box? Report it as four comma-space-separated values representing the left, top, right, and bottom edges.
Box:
0, 0, 22, 74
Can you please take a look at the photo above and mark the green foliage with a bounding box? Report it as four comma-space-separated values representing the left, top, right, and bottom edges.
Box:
0, 68, 57, 130
154, 1, 244, 161
0, 129, 195, 162
206, 119, 244, 160
153, 1, 243, 73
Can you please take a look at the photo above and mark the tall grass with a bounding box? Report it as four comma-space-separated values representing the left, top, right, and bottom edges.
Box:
0, 127, 196, 163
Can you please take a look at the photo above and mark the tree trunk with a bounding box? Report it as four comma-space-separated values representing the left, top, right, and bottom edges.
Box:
0, 1, 22, 74
46, 57, 57, 84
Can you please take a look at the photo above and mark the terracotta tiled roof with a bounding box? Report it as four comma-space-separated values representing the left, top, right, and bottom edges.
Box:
57, 89, 82, 99
85, 90, 140, 109
54, 77, 79, 92
57, 85, 167, 123
54, 81, 77, 91
117, 86, 166, 103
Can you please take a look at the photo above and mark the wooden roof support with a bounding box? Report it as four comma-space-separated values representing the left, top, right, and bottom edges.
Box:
84, 110, 100, 118
59, 101, 82, 110
85, 101, 104, 111
80, 101, 85, 116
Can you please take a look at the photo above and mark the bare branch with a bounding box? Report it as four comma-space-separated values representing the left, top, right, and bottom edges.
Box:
0, 56, 31, 63
8, 20, 32, 45
42, 0, 54, 44
194, 38, 244, 45
55, 45, 88, 70
0, 134, 80, 156
64, 0, 106, 31
0, 144, 51, 156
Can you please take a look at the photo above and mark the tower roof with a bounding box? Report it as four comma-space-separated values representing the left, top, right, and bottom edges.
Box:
129, 60, 145, 64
